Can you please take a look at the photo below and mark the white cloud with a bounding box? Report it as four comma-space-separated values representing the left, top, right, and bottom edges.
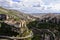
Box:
50, 3, 60, 11
0, 0, 13, 7
22, 0, 44, 7
0, 0, 60, 13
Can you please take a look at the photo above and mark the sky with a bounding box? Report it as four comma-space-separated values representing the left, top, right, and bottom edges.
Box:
0, 0, 60, 13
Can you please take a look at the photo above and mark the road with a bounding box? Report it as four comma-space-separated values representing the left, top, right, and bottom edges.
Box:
0, 31, 33, 39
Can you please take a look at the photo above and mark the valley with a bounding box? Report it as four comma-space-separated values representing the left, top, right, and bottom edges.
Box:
0, 7, 60, 40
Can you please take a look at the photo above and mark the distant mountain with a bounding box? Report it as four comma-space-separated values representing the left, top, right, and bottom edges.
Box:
31, 13, 60, 18
33, 13, 60, 24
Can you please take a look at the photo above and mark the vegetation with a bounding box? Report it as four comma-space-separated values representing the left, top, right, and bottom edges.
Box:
27, 20, 60, 40
0, 22, 18, 36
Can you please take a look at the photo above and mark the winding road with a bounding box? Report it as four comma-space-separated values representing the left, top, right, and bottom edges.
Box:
0, 31, 33, 39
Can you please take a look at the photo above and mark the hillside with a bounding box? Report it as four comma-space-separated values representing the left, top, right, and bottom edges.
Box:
0, 7, 34, 40
0, 7, 36, 21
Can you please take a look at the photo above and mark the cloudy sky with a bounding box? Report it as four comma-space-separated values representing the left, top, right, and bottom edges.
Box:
0, 0, 60, 13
